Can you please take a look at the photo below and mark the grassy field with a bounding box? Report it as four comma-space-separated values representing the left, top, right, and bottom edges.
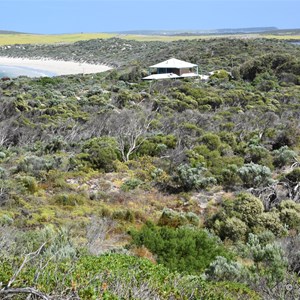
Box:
0, 33, 116, 45
0, 32, 299, 46
260, 34, 300, 40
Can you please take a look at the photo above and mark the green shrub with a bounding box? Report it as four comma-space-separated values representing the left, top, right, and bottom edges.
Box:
246, 145, 273, 168
233, 193, 264, 227
175, 163, 217, 191
279, 208, 300, 230
158, 208, 199, 228
200, 133, 222, 151
273, 146, 297, 168
130, 223, 233, 274
44, 137, 68, 153
36, 76, 63, 86
17, 175, 39, 194
238, 162, 273, 188
278, 200, 300, 229
256, 211, 285, 236
137, 134, 177, 157
253, 72, 279, 92
54, 193, 86, 206
187, 144, 220, 167
209, 70, 231, 81
16, 155, 62, 177
185, 212, 200, 227
245, 233, 287, 284
219, 132, 238, 149
112, 209, 135, 222
206, 256, 246, 282
0, 214, 14, 225
220, 164, 242, 189
207, 193, 290, 240
220, 217, 248, 242
120, 178, 143, 191
279, 200, 300, 212
80, 137, 119, 172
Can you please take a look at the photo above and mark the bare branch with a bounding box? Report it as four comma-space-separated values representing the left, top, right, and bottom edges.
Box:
107, 107, 157, 162
0, 287, 49, 300
6, 241, 47, 289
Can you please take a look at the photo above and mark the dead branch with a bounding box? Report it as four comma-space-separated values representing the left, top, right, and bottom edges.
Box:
0, 287, 49, 300
6, 241, 47, 289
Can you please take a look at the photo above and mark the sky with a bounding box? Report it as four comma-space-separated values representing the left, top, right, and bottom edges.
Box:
1, 0, 299, 34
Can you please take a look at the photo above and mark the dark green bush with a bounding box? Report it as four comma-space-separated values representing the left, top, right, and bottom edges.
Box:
200, 133, 222, 151
137, 134, 177, 157
80, 137, 119, 172
130, 223, 233, 274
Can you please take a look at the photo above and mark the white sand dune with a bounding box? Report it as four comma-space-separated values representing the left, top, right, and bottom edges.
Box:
0, 56, 112, 76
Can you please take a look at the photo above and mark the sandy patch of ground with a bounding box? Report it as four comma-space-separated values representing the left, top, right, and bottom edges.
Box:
0, 56, 112, 76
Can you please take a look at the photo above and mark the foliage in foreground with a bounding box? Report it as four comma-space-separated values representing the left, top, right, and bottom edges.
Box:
0, 251, 260, 300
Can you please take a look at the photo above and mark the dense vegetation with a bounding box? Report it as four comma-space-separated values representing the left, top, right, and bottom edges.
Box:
0, 37, 300, 299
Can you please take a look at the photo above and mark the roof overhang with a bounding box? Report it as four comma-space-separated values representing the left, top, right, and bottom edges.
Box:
142, 72, 200, 80
150, 58, 197, 69
142, 73, 180, 80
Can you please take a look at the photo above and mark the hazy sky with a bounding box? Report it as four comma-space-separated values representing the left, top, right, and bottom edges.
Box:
1, 0, 299, 34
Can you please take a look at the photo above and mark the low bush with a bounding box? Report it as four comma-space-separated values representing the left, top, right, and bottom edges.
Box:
80, 137, 120, 172
53, 193, 86, 206
158, 208, 199, 227
120, 178, 143, 191
130, 222, 233, 274
175, 163, 217, 191
238, 163, 273, 188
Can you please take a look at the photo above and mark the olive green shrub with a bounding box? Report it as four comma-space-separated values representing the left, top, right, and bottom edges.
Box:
80, 137, 119, 172
158, 208, 200, 227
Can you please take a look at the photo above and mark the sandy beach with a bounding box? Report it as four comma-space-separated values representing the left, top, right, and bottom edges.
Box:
0, 56, 112, 76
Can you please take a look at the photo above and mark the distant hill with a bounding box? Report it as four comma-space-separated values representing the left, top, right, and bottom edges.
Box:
0, 30, 26, 34
263, 28, 300, 35
113, 27, 279, 36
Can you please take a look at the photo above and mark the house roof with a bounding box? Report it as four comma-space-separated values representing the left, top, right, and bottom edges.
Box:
149, 58, 197, 69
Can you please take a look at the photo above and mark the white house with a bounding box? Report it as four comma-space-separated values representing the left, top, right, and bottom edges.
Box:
143, 58, 199, 80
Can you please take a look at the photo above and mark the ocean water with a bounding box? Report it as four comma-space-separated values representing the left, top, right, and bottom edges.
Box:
0, 65, 56, 78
